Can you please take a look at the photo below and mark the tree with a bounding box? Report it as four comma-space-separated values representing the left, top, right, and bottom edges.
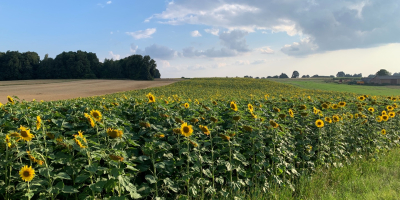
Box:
279, 73, 289, 78
336, 71, 345, 77
291, 70, 299, 78
376, 69, 391, 76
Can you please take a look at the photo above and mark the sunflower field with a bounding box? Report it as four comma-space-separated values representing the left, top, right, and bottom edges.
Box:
1, 78, 400, 200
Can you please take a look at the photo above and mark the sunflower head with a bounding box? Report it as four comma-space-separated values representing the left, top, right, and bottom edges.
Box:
387, 105, 394, 111
321, 103, 329, 109
90, 110, 102, 122
273, 107, 281, 112
382, 115, 389, 121
189, 140, 199, 148
219, 134, 230, 141
210, 117, 218, 123
109, 154, 124, 162
299, 105, 307, 110
230, 101, 238, 111
19, 165, 35, 182
232, 116, 241, 121
368, 107, 374, 112
315, 119, 324, 128
332, 115, 340, 122
107, 128, 123, 138
7, 96, 14, 104
376, 116, 383, 122
36, 116, 42, 130
381, 129, 386, 135
248, 104, 254, 112
269, 120, 279, 128
147, 93, 156, 103
184, 103, 190, 108
338, 102, 346, 107
289, 109, 294, 117
212, 101, 218, 105
190, 118, 199, 123
325, 117, 332, 123
180, 123, 193, 137
278, 114, 286, 120
175, 117, 184, 124
243, 125, 252, 132
389, 112, 395, 118
198, 125, 210, 135
19, 126, 34, 142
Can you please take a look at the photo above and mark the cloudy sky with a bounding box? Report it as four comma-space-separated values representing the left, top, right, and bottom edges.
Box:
1, 0, 399, 78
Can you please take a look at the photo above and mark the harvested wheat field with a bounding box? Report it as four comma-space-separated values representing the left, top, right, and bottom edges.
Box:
0, 79, 180, 101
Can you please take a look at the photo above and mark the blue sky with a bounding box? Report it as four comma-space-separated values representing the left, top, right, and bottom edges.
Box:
1, 0, 400, 78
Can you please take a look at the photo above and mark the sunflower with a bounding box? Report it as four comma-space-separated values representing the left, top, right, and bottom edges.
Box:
251, 112, 257, 119
300, 112, 308, 117
164, 100, 169, 104
232, 116, 241, 121
289, 109, 294, 118
338, 102, 346, 107
190, 118, 199, 123
321, 103, 329, 109
382, 110, 387, 115
175, 117, 184, 124
19, 126, 34, 142
139, 122, 151, 128
84, 113, 96, 128
36, 116, 42, 130
376, 116, 383, 122
269, 120, 279, 128
180, 123, 193, 137
273, 107, 281, 112
73, 131, 87, 148
315, 119, 324, 128
381, 129, 386, 135
107, 128, 123, 138
389, 112, 395, 118
109, 154, 124, 162
332, 115, 340, 122
19, 165, 35, 182
332, 104, 338, 109
278, 114, 286, 120
199, 125, 210, 135
219, 134, 230, 141
243, 125, 252, 132
325, 117, 332, 123
230, 101, 238, 111
90, 110, 102, 122
184, 103, 190, 108
358, 96, 365, 101
248, 104, 254, 113
299, 105, 307, 110
7, 96, 14, 104
382, 115, 389, 121
387, 105, 394, 111
147, 93, 156, 103
189, 140, 199, 148
212, 101, 218, 105
210, 117, 218, 123
368, 107, 374, 112
173, 128, 181, 134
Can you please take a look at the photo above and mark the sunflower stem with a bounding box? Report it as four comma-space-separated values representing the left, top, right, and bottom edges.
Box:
187, 140, 190, 199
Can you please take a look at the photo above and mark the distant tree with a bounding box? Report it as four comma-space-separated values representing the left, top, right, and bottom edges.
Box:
272, 75, 279, 78
393, 72, 400, 76
301, 75, 310, 78
312, 74, 319, 78
336, 71, 345, 77
279, 73, 289, 78
345, 74, 352, 77
376, 69, 391, 76
291, 70, 299, 78
367, 74, 375, 78
267, 76, 272, 78
330, 75, 335, 78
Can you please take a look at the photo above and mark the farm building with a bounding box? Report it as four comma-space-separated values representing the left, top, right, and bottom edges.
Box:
369, 76, 400, 85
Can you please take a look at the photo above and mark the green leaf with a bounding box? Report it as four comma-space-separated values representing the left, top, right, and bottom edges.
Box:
155, 162, 165, 169
75, 174, 90, 183
89, 180, 107, 193
145, 175, 157, 184
111, 168, 120, 178
202, 169, 212, 178
63, 185, 79, 193
109, 197, 127, 200
55, 172, 71, 180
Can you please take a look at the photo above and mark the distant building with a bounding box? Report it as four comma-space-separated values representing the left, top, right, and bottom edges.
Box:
369, 76, 400, 85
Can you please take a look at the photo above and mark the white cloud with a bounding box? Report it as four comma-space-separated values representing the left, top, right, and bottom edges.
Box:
110, 31, 113, 34
234, 60, 250, 65
109, 51, 120, 60
259, 47, 274, 54
106, 1, 112, 4
204, 28, 219, 36
182, 46, 239, 58
190, 30, 202, 37
161, 60, 171, 68
281, 37, 319, 56
219, 30, 249, 52
148, 0, 400, 56
136, 44, 176, 60
251, 59, 267, 65
126, 28, 156, 39
130, 43, 138, 53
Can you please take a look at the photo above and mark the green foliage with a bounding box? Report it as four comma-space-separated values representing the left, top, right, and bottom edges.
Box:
376, 69, 391, 76
0, 50, 161, 81
0, 78, 399, 199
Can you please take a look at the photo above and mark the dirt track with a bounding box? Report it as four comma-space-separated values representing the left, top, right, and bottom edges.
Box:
0, 79, 180, 102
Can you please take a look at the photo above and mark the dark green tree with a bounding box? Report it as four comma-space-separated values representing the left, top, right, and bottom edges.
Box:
279, 73, 289, 78
376, 69, 391, 76
291, 70, 299, 78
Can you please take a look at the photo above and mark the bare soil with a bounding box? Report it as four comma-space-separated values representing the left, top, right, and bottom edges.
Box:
0, 79, 181, 102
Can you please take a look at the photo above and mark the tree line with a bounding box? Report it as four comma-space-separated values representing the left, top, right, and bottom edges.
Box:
0, 50, 161, 81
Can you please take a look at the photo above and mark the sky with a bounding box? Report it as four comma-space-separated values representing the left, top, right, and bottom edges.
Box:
1, 0, 400, 78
